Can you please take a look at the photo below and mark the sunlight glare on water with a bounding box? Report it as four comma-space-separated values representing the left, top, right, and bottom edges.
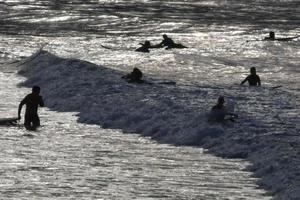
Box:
0, 0, 299, 199
0, 73, 271, 199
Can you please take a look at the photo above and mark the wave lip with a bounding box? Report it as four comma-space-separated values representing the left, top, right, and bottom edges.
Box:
17, 50, 300, 199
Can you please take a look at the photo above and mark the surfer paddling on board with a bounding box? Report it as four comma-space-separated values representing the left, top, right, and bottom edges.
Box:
154, 34, 187, 49
18, 86, 44, 130
135, 41, 151, 53
264, 31, 299, 41
209, 96, 238, 123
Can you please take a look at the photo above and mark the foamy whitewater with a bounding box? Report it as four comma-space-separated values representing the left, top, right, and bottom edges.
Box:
0, 0, 300, 199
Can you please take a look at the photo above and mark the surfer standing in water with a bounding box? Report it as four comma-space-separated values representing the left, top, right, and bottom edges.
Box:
241, 67, 261, 86
18, 86, 44, 130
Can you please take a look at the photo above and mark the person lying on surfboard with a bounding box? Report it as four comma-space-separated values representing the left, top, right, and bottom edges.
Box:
264, 31, 299, 41
209, 96, 238, 123
18, 86, 44, 130
153, 34, 187, 49
135, 41, 151, 53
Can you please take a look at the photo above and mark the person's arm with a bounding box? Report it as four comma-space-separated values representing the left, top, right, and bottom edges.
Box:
257, 76, 261, 86
18, 97, 26, 119
241, 76, 248, 85
39, 96, 44, 107
159, 40, 166, 47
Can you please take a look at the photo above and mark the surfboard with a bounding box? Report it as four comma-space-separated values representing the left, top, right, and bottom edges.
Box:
0, 117, 20, 125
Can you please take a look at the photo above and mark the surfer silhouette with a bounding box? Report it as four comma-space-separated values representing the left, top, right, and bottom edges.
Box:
264, 31, 275, 40
241, 67, 261, 86
264, 31, 299, 41
155, 34, 187, 49
135, 41, 151, 53
209, 96, 238, 122
18, 86, 44, 130
122, 67, 144, 83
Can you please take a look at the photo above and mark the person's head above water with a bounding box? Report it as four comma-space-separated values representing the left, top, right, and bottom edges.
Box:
250, 67, 257, 75
269, 31, 275, 40
163, 34, 168, 39
144, 41, 151, 47
32, 86, 41, 94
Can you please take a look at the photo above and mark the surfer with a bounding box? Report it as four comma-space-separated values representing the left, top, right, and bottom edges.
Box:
18, 86, 44, 130
135, 41, 151, 53
154, 34, 187, 49
241, 67, 261, 86
209, 96, 238, 122
122, 67, 144, 83
264, 31, 299, 41
264, 31, 275, 41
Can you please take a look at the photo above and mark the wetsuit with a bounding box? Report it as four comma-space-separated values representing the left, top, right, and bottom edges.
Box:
122, 68, 144, 83
135, 45, 150, 53
210, 105, 227, 122
241, 74, 261, 86
20, 93, 44, 129
161, 37, 176, 47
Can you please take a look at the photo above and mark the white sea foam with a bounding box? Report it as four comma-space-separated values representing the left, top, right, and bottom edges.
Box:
17, 50, 300, 199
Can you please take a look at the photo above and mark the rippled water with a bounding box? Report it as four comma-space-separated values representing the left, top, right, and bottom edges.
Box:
0, 0, 299, 199
1, 0, 299, 90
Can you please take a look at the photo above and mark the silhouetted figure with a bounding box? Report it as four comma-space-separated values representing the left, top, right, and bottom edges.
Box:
264, 31, 275, 40
135, 41, 151, 53
122, 67, 144, 83
241, 67, 261, 86
155, 34, 187, 49
18, 86, 44, 130
264, 31, 299, 41
209, 96, 238, 122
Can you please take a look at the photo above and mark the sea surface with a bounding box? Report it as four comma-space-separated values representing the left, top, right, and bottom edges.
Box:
0, 0, 299, 199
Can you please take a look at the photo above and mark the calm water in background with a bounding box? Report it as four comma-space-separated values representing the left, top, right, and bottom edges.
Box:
0, 0, 300, 199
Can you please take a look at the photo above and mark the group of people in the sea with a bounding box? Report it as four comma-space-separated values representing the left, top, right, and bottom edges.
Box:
135, 34, 187, 53
209, 66, 261, 123
137, 32, 299, 53
17, 31, 297, 129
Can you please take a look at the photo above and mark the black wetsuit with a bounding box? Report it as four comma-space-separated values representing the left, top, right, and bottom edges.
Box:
242, 74, 261, 86
122, 68, 143, 83
161, 37, 176, 47
135, 45, 150, 53
20, 93, 44, 128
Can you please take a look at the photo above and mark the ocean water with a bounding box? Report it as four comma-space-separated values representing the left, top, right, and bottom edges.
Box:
0, 0, 299, 199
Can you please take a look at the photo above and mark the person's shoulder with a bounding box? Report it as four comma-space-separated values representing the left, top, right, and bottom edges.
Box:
25, 94, 32, 98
